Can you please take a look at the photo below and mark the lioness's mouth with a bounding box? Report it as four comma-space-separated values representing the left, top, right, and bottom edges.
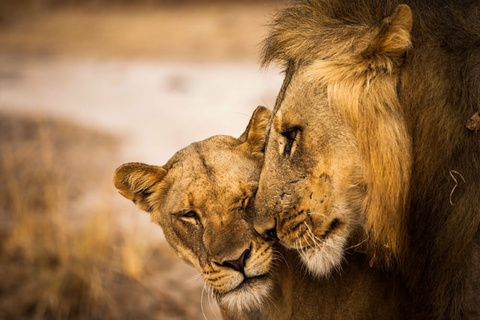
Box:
217, 273, 273, 312
243, 274, 268, 285
225, 274, 270, 295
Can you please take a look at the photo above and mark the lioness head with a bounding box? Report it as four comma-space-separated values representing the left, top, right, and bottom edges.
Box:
254, 2, 413, 277
114, 106, 273, 312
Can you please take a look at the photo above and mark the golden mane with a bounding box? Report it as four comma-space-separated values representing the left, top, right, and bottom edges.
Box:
262, 0, 413, 264
260, 0, 480, 318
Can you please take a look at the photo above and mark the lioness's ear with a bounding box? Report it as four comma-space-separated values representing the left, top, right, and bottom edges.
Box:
363, 4, 412, 60
114, 162, 167, 212
238, 106, 272, 154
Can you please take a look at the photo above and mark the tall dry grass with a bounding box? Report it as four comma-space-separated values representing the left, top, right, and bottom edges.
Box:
0, 113, 216, 320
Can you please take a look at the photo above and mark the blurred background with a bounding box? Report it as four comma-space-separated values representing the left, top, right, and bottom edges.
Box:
0, 1, 285, 319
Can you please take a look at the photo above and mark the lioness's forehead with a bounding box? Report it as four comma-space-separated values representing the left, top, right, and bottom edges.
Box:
166, 135, 260, 192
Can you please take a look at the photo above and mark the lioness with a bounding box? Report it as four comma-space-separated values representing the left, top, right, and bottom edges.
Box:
114, 106, 409, 319
253, 1, 480, 319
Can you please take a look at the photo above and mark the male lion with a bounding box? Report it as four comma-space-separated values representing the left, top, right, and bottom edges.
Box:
114, 106, 409, 319
253, 1, 480, 319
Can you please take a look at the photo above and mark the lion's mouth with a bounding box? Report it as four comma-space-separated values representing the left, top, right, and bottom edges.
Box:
281, 217, 343, 250
322, 218, 342, 239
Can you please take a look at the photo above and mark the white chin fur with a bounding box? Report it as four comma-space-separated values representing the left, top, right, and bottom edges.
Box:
299, 235, 347, 277
218, 278, 272, 314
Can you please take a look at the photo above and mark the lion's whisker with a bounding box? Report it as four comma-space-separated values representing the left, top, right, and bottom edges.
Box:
305, 228, 320, 248
304, 222, 324, 245
345, 235, 370, 251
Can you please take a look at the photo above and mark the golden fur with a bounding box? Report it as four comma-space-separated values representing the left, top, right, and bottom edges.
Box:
115, 106, 410, 319
115, 107, 275, 314
255, 1, 480, 319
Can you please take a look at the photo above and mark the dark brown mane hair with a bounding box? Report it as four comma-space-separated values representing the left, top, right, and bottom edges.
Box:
261, 0, 480, 319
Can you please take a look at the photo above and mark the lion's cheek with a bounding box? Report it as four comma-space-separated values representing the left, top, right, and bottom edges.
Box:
299, 234, 348, 277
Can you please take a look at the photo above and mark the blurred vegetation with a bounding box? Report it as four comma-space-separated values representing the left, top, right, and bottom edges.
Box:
0, 0, 281, 60
0, 113, 215, 320
0, 0, 277, 317
0, 0, 280, 26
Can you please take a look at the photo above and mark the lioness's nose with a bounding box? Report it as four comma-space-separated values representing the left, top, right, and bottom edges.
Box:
221, 248, 250, 273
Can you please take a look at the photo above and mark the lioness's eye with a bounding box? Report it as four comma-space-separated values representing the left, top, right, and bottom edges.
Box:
183, 211, 198, 219
177, 210, 201, 225
281, 128, 300, 156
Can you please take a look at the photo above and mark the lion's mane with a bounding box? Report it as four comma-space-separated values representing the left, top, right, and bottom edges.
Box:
261, 0, 480, 318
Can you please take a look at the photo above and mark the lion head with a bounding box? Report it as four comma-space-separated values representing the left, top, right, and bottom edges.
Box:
254, 1, 480, 318
114, 106, 274, 313
254, 2, 413, 277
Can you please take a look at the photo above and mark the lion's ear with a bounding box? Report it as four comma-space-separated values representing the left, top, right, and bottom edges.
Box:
114, 162, 167, 212
363, 4, 412, 60
238, 106, 272, 155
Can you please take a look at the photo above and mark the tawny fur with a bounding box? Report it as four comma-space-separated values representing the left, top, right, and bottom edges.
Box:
255, 1, 480, 319
114, 107, 275, 315
114, 107, 410, 319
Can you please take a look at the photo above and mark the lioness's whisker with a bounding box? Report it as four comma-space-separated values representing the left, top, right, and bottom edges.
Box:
206, 286, 219, 320
201, 283, 208, 320
265, 291, 281, 313
186, 273, 203, 282
272, 249, 289, 268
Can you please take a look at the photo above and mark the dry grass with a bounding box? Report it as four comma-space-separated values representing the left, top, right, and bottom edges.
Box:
0, 1, 276, 318
0, 112, 219, 320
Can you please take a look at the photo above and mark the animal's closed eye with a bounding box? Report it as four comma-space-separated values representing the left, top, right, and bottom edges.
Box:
281, 128, 300, 156
183, 211, 198, 218
241, 197, 250, 209
177, 210, 201, 226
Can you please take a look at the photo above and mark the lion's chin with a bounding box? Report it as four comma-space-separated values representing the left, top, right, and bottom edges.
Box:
298, 234, 348, 277
218, 275, 273, 313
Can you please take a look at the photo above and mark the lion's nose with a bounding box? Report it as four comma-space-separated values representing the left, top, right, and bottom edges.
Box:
263, 226, 277, 240
221, 248, 251, 273
254, 216, 277, 240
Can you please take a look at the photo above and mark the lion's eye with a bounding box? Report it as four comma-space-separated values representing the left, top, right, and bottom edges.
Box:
241, 198, 250, 209
281, 128, 300, 156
